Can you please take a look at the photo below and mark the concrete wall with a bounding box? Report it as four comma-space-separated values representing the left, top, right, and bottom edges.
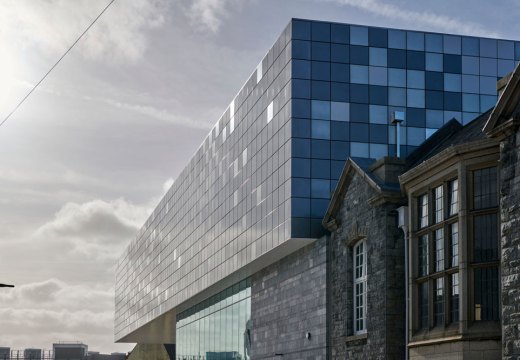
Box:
499, 129, 520, 360
328, 171, 405, 360
250, 236, 327, 360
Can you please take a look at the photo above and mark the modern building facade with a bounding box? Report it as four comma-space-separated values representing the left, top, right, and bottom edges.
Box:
115, 18, 520, 359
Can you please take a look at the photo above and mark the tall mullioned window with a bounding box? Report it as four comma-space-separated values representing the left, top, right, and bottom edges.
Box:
471, 167, 499, 321
414, 177, 460, 332
353, 240, 367, 334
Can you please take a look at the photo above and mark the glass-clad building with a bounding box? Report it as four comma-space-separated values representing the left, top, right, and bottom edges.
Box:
115, 18, 520, 356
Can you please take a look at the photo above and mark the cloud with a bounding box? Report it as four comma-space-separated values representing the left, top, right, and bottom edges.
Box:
185, 0, 246, 33
0, 0, 167, 63
34, 198, 150, 260
321, 0, 500, 38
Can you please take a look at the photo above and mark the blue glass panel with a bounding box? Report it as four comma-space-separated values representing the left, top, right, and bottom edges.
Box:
370, 47, 387, 66
388, 87, 407, 106
370, 85, 388, 105
444, 110, 462, 123
331, 121, 350, 140
480, 76, 497, 95
425, 90, 444, 110
426, 52, 443, 71
311, 198, 329, 218
292, 178, 311, 197
516, 42, 520, 60
462, 56, 479, 75
350, 45, 369, 65
331, 44, 349, 63
369, 124, 387, 143
388, 49, 406, 69
480, 57, 497, 77
369, 27, 388, 47
331, 161, 345, 179
444, 73, 461, 92
498, 40, 515, 59
350, 123, 369, 142
311, 61, 330, 81
443, 35, 461, 54
444, 54, 462, 73
406, 108, 425, 127
292, 19, 311, 40
331, 23, 350, 44
407, 31, 424, 51
407, 127, 426, 146
462, 93, 480, 112
331, 82, 349, 102
291, 217, 310, 238
444, 91, 462, 111
312, 21, 330, 42
292, 198, 310, 217
293, 40, 311, 60
311, 139, 330, 159
311, 80, 330, 100
370, 143, 388, 158
312, 100, 330, 120
480, 38, 497, 58
350, 103, 369, 122
292, 158, 311, 177
425, 33, 443, 53
407, 70, 425, 89
369, 66, 388, 86
407, 89, 425, 108
331, 102, 350, 121
498, 59, 515, 77
292, 118, 311, 138
350, 84, 369, 103
350, 26, 368, 45
292, 138, 311, 157
312, 42, 330, 61
293, 59, 311, 79
462, 74, 479, 93
462, 112, 480, 125
426, 109, 444, 128
407, 51, 425, 70
462, 37, 479, 56
388, 29, 406, 49
388, 68, 406, 87
311, 179, 330, 198
312, 120, 330, 139
369, 105, 388, 124
480, 95, 497, 112
425, 71, 443, 90
331, 141, 350, 160
292, 99, 310, 118
311, 159, 330, 179
292, 79, 311, 98
351, 65, 369, 84
351, 142, 369, 157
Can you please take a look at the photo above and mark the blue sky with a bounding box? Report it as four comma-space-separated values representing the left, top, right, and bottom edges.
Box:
0, 0, 518, 354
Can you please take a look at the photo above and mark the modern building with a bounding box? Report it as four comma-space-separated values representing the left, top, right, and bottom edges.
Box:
53, 343, 88, 360
115, 18, 520, 359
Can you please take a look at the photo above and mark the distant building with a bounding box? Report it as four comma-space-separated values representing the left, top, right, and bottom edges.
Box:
53, 343, 88, 360
23, 349, 41, 360
0, 348, 10, 360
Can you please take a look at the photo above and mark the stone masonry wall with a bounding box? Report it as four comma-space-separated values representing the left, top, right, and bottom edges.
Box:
329, 172, 405, 360
500, 129, 520, 360
250, 236, 327, 360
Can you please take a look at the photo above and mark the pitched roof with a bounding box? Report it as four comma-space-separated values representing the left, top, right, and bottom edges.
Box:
484, 63, 520, 139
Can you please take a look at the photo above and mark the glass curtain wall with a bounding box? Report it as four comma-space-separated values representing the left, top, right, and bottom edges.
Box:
176, 278, 251, 360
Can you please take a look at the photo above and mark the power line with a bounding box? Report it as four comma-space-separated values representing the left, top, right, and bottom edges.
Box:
0, 0, 117, 129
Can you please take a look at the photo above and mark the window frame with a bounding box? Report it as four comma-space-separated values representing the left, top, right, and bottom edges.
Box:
353, 239, 368, 335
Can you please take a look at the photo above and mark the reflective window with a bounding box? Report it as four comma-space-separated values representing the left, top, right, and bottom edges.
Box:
388, 29, 406, 49
418, 234, 429, 275
480, 76, 498, 96
331, 102, 349, 121
444, 73, 461, 92
351, 65, 369, 84
370, 85, 388, 105
369, 66, 387, 86
311, 179, 330, 198
425, 33, 443, 53
370, 143, 388, 158
462, 74, 479, 93
350, 84, 369, 103
462, 37, 479, 56
353, 240, 368, 334
444, 92, 462, 111
369, 27, 388, 47
444, 54, 462, 73
369, 105, 388, 124
480, 38, 497, 58
311, 139, 330, 159
331, 23, 349, 44
331, 141, 349, 160
407, 126, 425, 146
292, 79, 311, 98
292, 20, 311, 40
426, 91, 443, 110
463, 94, 480, 112
481, 95, 497, 112
425, 71, 443, 90
331, 82, 349, 102
370, 124, 387, 143
292, 99, 311, 118
426, 52, 443, 71
331, 44, 349, 63
350, 25, 368, 45
480, 57, 497, 77
331, 121, 349, 140
407, 70, 425, 89
331, 63, 349, 82
293, 40, 311, 59
407, 89, 425, 108
407, 108, 425, 127
292, 138, 310, 158
350, 45, 369, 65
311, 120, 330, 139
312, 80, 330, 100
351, 142, 369, 157
407, 31, 424, 51
388, 68, 406, 87
351, 123, 369, 141
312, 61, 331, 81
388, 49, 407, 68
443, 35, 461, 54
462, 56, 479, 75
407, 50, 425, 70
435, 277, 445, 326
293, 59, 311, 79
311, 100, 330, 120
312, 21, 330, 42
311, 42, 330, 61
388, 87, 407, 107
498, 59, 515, 77
451, 273, 460, 323
498, 40, 514, 59
450, 222, 459, 266
426, 109, 444, 128
369, 47, 387, 66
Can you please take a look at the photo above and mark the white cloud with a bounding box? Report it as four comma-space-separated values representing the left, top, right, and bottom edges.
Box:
34, 198, 150, 260
185, 0, 246, 33
321, 0, 500, 37
0, 0, 167, 63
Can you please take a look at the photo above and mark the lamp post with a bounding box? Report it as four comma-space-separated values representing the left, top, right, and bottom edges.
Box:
391, 111, 405, 157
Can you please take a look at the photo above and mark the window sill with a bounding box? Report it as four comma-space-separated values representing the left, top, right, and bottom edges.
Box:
345, 333, 368, 344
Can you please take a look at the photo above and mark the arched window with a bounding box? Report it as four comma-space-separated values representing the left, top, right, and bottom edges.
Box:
353, 239, 367, 334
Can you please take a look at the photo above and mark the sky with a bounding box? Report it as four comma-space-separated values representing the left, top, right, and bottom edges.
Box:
0, 0, 519, 355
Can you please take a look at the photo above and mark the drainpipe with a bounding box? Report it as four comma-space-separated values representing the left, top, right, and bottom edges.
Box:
396, 206, 409, 360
